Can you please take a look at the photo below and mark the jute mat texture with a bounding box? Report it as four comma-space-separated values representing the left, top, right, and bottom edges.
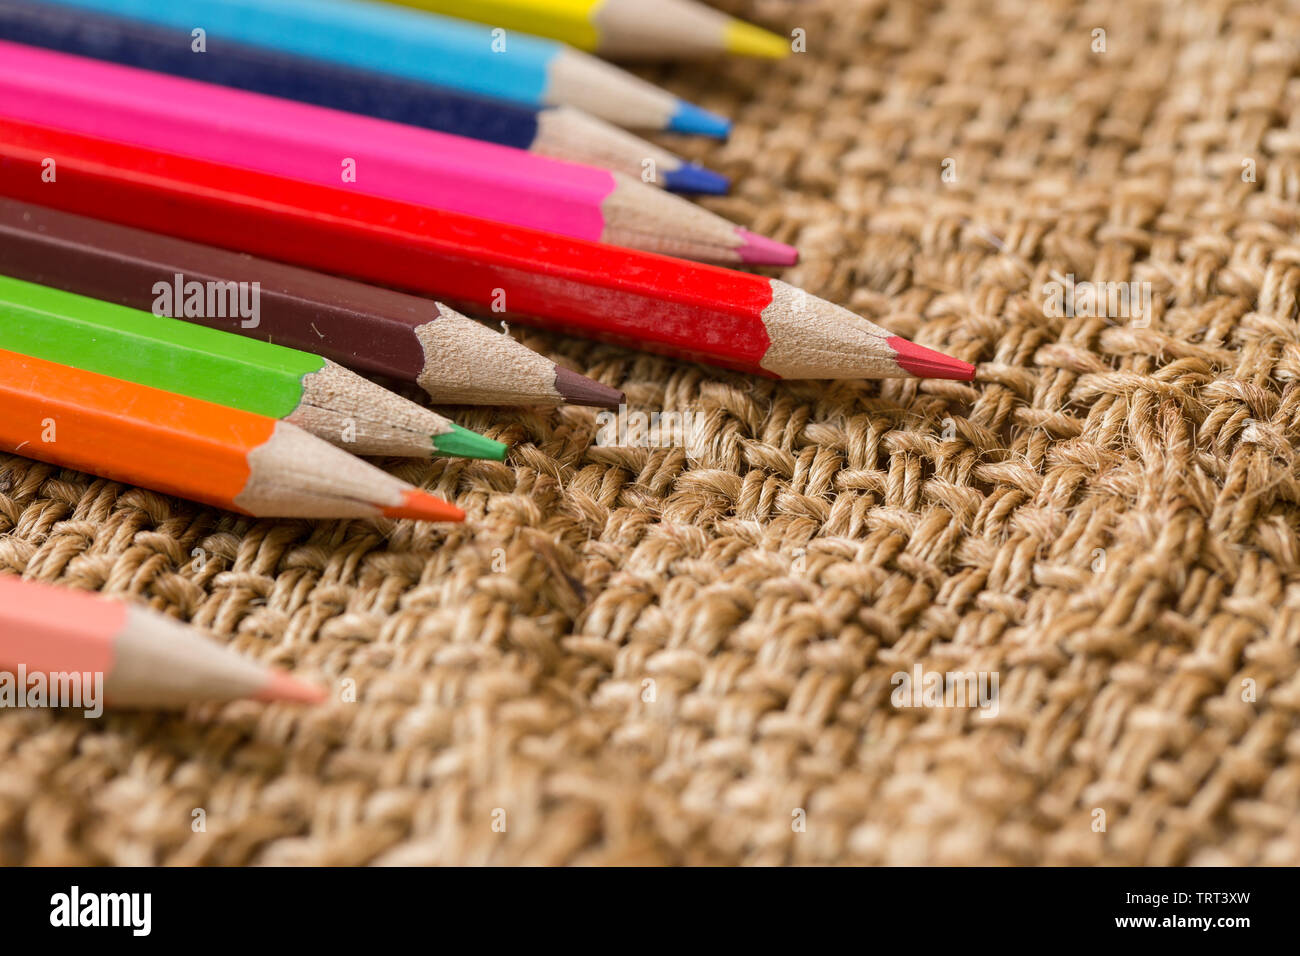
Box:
3, 0, 1300, 865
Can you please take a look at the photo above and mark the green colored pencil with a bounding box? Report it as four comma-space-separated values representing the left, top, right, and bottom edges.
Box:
0, 272, 505, 460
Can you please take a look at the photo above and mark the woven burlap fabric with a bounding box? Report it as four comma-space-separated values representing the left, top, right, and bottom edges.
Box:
3, 0, 1300, 865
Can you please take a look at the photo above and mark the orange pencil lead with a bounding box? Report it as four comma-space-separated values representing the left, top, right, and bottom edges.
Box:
383, 488, 466, 523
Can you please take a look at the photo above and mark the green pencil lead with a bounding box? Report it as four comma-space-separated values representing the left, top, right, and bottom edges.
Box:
433, 423, 507, 461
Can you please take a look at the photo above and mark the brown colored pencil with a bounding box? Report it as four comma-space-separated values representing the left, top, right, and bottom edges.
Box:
0, 199, 622, 408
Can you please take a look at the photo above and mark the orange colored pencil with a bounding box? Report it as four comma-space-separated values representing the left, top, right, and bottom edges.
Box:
0, 347, 464, 522
0, 575, 325, 709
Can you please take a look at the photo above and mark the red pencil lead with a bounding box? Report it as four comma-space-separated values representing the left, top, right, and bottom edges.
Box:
886, 337, 976, 381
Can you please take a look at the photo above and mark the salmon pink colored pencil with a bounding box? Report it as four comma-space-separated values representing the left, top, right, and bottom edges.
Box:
0, 575, 325, 708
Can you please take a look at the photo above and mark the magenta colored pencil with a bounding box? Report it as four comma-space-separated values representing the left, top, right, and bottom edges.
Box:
0, 39, 792, 265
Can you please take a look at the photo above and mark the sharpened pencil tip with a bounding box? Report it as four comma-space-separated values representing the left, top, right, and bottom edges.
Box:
384, 488, 466, 523
433, 423, 507, 461
724, 20, 792, 59
554, 366, 624, 408
887, 337, 976, 380
668, 101, 732, 139
662, 163, 731, 195
736, 228, 799, 266
254, 669, 328, 705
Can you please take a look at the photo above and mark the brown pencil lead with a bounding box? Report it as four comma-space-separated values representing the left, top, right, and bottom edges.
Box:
553, 367, 625, 408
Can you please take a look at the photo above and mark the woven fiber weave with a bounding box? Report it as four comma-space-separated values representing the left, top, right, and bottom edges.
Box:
3, 0, 1300, 865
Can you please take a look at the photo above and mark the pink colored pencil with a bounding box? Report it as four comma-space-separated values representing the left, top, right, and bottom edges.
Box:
0, 39, 792, 266
0, 576, 325, 709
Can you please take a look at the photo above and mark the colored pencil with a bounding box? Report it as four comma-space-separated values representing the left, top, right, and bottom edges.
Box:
32, 0, 731, 137
382, 0, 790, 59
0, 41, 780, 265
0, 119, 974, 381
0, 0, 728, 194
0, 347, 467, 522
0, 576, 325, 709
0, 273, 506, 461
0, 199, 623, 409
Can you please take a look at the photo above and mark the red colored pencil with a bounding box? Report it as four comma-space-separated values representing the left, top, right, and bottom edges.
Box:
0, 118, 972, 380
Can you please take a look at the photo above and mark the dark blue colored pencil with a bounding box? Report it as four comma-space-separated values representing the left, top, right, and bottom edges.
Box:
0, 0, 728, 194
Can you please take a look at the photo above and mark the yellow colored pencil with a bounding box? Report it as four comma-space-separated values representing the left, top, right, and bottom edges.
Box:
384, 0, 790, 59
